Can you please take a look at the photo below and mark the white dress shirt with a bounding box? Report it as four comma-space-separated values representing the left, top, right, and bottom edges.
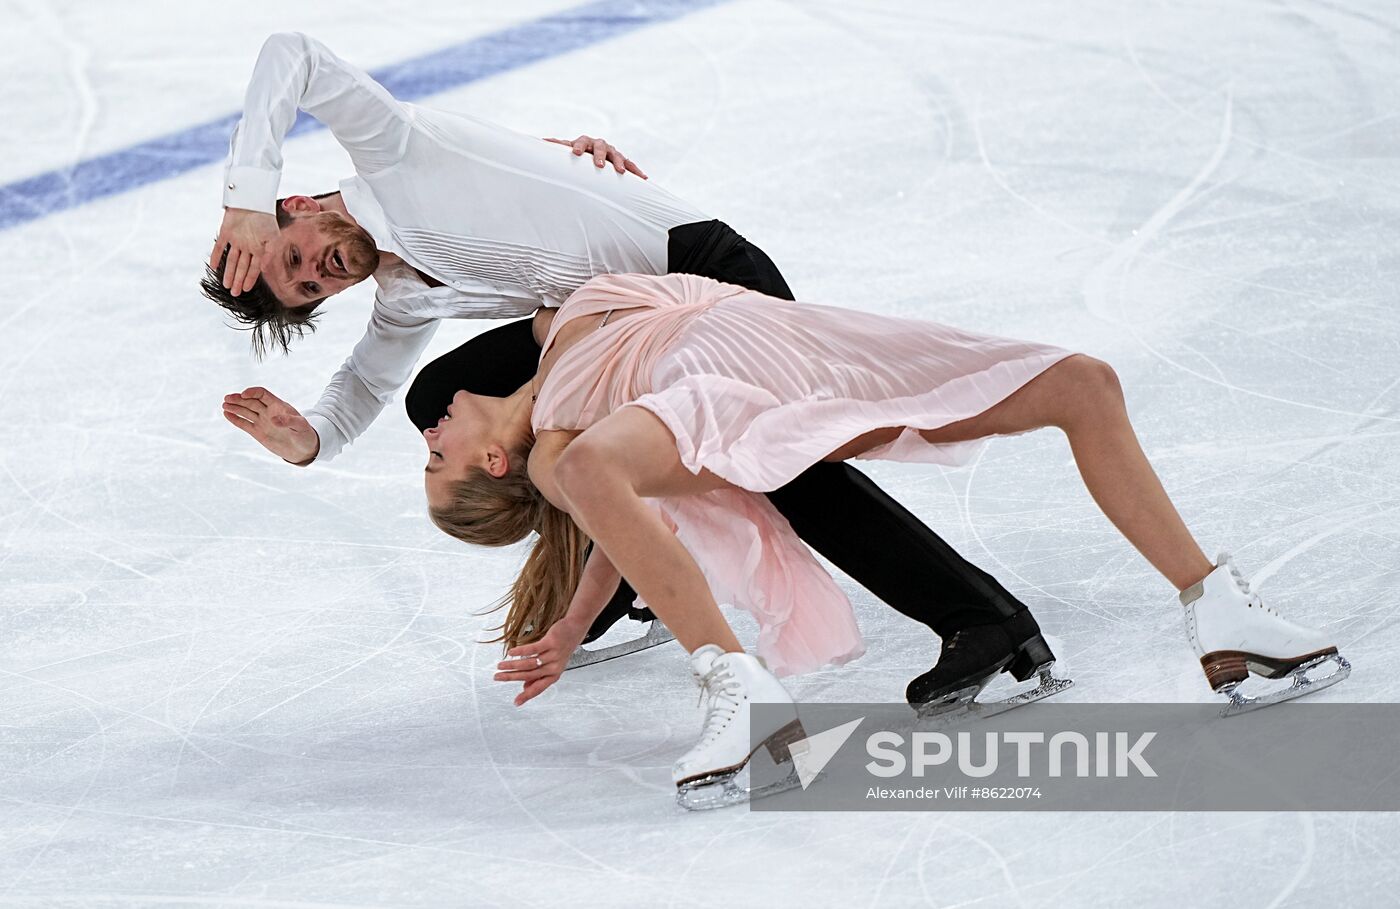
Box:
222, 32, 707, 461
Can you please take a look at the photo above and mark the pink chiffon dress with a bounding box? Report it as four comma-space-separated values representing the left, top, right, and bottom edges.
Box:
532, 273, 1073, 676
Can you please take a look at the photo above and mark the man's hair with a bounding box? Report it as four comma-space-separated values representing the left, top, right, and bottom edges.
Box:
200, 196, 334, 359
200, 252, 322, 360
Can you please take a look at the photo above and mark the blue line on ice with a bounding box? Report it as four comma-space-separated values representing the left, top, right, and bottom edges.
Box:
0, 0, 728, 232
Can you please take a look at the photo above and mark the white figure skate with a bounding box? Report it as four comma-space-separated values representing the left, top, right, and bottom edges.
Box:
1181, 553, 1350, 717
673, 644, 807, 811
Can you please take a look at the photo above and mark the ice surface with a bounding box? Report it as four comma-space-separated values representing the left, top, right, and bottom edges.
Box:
2, 0, 1398, 905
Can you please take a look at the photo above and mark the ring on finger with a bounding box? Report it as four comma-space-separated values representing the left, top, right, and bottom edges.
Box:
535, 656, 542, 669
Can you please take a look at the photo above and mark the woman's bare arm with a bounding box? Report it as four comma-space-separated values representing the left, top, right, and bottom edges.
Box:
560, 547, 622, 634
528, 429, 622, 632
493, 429, 621, 706
527, 428, 577, 511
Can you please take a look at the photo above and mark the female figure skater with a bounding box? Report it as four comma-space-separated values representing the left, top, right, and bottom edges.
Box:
422, 272, 1349, 805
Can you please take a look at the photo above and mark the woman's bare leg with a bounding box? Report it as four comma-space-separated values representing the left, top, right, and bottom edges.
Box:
549, 407, 742, 652
550, 355, 1210, 642
914, 355, 1213, 591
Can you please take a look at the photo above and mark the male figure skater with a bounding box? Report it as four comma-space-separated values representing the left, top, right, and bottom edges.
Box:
206, 32, 1066, 711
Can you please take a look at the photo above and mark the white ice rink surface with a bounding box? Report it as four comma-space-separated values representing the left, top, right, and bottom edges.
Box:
3, 1, 1398, 905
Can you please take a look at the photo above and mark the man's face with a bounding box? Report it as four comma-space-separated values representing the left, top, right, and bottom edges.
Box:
264, 210, 379, 307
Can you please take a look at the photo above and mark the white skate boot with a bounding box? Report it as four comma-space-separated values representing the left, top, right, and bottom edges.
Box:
673, 644, 807, 811
1180, 553, 1350, 717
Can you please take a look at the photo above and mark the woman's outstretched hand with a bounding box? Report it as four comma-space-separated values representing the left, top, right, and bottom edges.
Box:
495, 618, 587, 706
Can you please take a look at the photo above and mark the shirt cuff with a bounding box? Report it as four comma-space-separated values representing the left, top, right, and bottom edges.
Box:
222, 166, 281, 213
304, 411, 347, 463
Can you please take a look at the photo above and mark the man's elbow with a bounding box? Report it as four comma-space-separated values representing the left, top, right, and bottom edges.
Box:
258, 31, 315, 61
264, 31, 309, 49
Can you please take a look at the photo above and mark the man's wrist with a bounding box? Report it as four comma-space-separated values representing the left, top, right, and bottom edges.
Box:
303, 414, 342, 463
283, 432, 321, 468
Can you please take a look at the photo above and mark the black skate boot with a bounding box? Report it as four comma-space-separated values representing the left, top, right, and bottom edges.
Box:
567, 599, 673, 670
906, 609, 1071, 723
582, 598, 656, 644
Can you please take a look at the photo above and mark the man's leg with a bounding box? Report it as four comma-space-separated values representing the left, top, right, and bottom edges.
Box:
404, 318, 649, 644
764, 463, 1031, 638
405, 318, 541, 431
665, 220, 1056, 686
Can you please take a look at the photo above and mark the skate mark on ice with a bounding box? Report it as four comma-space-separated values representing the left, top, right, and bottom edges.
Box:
1160, 191, 1339, 237
220, 470, 366, 524
1263, 811, 1315, 909
221, 579, 427, 733
1250, 499, 1400, 591
201, 563, 437, 727
921, 818, 1028, 909
1201, 316, 1346, 378
177, 608, 323, 765
864, 817, 923, 909
0, 791, 575, 873
0, 666, 222, 767
0, 458, 194, 573
1082, 90, 1232, 324
0, 693, 107, 899
959, 444, 1114, 626
1267, 373, 1400, 477
463, 633, 632, 879
967, 66, 1371, 329
1039, 814, 1216, 906
1124, 31, 1400, 193
1081, 89, 1400, 424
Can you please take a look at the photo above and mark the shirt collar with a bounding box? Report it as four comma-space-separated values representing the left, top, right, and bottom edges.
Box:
338, 176, 397, 254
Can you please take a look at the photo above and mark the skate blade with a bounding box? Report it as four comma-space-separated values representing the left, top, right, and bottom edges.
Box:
915, 668, 1074, 729
675, 755, 803, 811
564, 620, 675, 671
675, 720, 807, 811
1218, 652, 1351, 718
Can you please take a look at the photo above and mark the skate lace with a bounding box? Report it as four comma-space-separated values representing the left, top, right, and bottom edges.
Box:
1220, 552, 1276, 616
694, 665, 742, 745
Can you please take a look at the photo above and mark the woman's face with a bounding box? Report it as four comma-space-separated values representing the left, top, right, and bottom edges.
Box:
423, 390, 503, 507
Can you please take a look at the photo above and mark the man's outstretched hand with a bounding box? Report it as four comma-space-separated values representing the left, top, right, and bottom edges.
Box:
544, 135, 648, 179
209, 208, 279, 296
222, 387, 320, 465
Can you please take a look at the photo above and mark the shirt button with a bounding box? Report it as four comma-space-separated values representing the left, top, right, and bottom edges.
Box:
227, 182, 236, 190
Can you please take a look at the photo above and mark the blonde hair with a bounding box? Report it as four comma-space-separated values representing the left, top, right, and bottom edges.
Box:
429, 446, 591, 650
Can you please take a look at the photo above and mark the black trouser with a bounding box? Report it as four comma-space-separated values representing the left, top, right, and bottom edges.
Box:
405, 220, 1038, 640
